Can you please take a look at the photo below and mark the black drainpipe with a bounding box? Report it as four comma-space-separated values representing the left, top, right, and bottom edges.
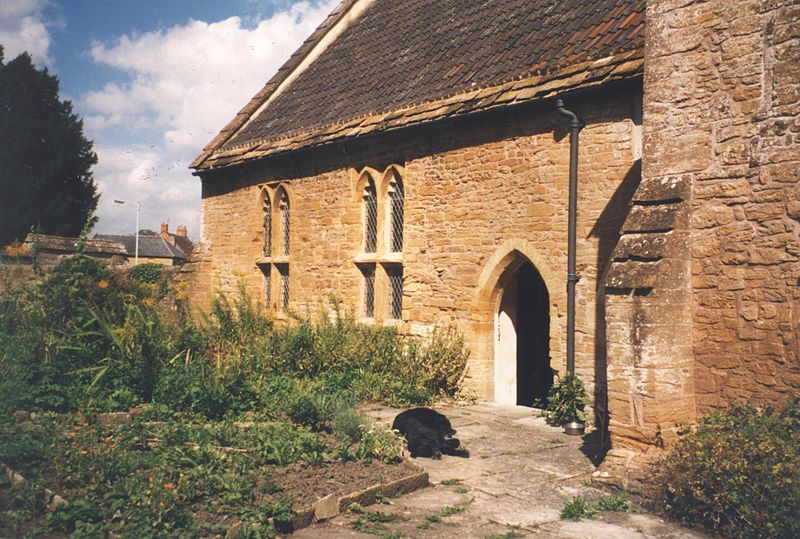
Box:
556, 98, 581, 376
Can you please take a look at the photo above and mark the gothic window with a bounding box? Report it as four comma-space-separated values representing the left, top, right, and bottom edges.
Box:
278, 188, 290, 256
279, 265, 289, 309
363, 180, 377, 253
387, 266, 403, 320
361, 265, 375, 318
262, 265, 271, 307
262, 191, 272, 257
388, 174, 404, 253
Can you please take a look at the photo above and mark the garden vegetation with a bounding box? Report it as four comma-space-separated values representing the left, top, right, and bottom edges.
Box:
0, 254, 469, 537
657, 401, 799, 538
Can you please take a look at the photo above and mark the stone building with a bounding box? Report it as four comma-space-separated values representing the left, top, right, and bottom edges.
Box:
188, 0, 799, 479
95, 223, 193, 266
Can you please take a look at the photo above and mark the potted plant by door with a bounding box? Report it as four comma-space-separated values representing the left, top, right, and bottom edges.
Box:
542, 373, 591, 435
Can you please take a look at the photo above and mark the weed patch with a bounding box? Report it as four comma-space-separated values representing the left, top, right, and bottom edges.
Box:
560, 492, 634, 522
0, 257, 469, 536
440, 478, 463, 485
656, 400, 800, 538
486, 530, 526, 539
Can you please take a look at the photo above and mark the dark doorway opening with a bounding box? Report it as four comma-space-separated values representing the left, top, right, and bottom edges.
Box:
515, 262, 551, 406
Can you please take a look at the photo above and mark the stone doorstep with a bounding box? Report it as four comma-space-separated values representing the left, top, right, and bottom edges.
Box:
0, 461, 67, 512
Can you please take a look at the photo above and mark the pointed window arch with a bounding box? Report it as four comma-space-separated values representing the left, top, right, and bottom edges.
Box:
363, 179, 377, 253
388, 172, 404, 253
278, 188, 290, 256
262, 190, 272, 257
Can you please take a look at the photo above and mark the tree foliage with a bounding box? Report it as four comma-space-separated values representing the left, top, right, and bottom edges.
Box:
0, 47, 98, 246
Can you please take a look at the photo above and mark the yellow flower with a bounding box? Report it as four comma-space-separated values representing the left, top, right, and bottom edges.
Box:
98, 279, 109, 289
2, 242, 26, 257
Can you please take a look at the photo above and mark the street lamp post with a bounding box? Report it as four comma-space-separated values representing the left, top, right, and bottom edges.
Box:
113, 199, 140, 265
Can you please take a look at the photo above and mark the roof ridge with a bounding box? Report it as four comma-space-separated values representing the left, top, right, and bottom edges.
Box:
191, 0, 363, 170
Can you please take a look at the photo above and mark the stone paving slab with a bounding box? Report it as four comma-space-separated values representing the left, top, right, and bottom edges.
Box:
293, 402, 707, 538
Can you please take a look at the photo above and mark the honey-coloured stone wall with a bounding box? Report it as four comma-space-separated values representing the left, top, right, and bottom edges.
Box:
644, 0, 799, 414
600, 0, 799, 487
194, 87, 642, 405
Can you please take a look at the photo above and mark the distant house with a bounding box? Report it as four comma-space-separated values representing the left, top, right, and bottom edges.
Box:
95, 223, 193, 266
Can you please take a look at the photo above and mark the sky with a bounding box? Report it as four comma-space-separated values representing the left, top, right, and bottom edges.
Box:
0, 0, 338, 240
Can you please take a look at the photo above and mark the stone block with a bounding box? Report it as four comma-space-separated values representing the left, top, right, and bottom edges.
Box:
695, 203, 737, 230
614, 230, 689, 261
694, 178, 751, 199
623, 202, 689, 233
313, 494, 339, 521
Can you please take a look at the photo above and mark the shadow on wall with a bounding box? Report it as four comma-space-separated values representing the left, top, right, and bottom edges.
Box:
588, 158, 642, 454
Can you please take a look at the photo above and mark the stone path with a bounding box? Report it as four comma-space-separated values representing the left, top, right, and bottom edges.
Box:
293, 402, 707, 539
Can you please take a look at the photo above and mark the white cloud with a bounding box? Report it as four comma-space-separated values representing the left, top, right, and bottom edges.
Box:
93, 144, 199, 238
83, 0, 338, 239
0, 0, 56, 66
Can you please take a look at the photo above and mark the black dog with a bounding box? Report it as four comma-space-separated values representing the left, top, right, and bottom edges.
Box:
392, 408, 469, 459
393, 407, 456, 437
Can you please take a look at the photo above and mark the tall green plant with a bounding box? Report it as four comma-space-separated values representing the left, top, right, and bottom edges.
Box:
542, 374, 590, 425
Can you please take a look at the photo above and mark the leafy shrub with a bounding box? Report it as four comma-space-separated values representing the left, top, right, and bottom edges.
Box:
541, 374, 590, 425
413, 326, 470, 396
355, 425, 404, 463
129, 262, 166, 284
332, 405, 365, 444
286, 394, 325, 430
46, 497, 105, 534
657, 400, 800, 538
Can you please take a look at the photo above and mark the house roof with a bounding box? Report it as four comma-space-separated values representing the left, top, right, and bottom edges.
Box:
193, 0, 645, 172
94, 234, 188, 261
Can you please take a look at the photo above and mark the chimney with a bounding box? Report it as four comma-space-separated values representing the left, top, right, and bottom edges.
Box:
161, 222, 169, 235
176, 225, 187, 238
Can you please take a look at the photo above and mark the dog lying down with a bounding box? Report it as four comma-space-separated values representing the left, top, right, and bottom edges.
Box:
392, 407, 469, 459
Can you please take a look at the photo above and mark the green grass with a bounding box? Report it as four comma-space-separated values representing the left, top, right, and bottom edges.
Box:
559, 492, 634, 523
595, 491, 632, 512
486, 530, 526, 539
440, 478, 463, 485
560, 496, 596, 521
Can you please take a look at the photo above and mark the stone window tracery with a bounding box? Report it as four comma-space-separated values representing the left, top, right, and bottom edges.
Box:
262, 192, 272, 257
388, 174, 404, 253
363, 179, 377, 254
279, 188, 290, 257
387, 265, 403, 320
353, 166, 406, 322
257, 185, 290, 312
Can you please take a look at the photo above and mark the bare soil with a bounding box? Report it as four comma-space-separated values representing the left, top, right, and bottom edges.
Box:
261, 459, 419, 509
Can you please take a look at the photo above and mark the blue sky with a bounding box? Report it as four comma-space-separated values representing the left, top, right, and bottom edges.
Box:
1, 0, 337, 239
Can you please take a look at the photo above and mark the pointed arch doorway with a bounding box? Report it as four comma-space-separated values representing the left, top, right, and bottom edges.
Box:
494, 260, 552, 406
